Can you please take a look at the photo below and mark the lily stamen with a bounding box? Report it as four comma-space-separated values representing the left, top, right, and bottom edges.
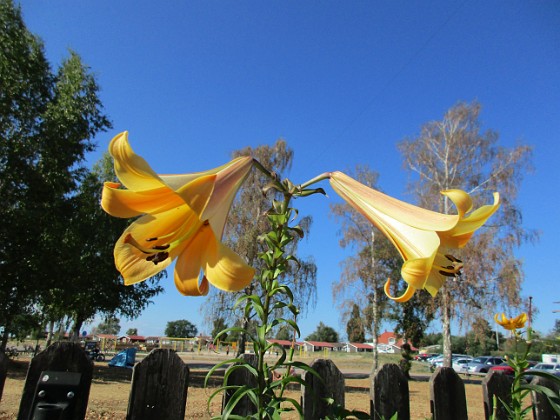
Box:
146, 252, 169, 265
445, 254, 462, 263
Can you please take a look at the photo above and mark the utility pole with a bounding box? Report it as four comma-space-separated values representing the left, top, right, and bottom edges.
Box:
528, 296, 533, 329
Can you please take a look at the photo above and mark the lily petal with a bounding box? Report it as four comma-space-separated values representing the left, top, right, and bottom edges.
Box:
384, 280, 415, 302
114, 208, 201, 284
108, 132, 165, 191
202, 156, 253, 238
330, 171, 460, 232
438, 192, 500, 248
329, 171, 499, 303
174, 224, 254, 294
494, 312, 527, 330
103, 131, 256, 296
101, 182, 184, 218
174, 232, 210, 296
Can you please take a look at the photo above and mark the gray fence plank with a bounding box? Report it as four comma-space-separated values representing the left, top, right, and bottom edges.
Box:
370, 363, 410, 420
127, 349, 189, 420
17, 341, 93, 420
222, 353, 258, 417
0, 351, 7, 401
531, 375, 560, 420
302, 358, 345, 419
429, 367, 468, 420
482, 371, 513, 420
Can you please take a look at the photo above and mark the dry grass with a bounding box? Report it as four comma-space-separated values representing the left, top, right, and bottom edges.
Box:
0, 353, 489, 419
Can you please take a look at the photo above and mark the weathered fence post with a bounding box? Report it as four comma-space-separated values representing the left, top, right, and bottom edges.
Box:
302, 358, 345, 419
222, 353, 258, 416
0, 351, 7, 401
127, 349, 189, 420
531, 375, 560, 420
370, 363, 409, 420
17, 341, 93, 420
482, 371, 513, 420
429, 367, 468, 420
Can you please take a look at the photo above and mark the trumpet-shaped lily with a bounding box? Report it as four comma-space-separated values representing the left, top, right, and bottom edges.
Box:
329, 171, 500, 303
494, 313, 527, 331
101, 132, 255, 296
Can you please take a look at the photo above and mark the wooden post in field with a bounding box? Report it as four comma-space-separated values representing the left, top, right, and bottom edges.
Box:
370, 363, 410, 420
482, 371, 513, 420
531, 375, 560, 420
302, 358, 345, 419
17, 341, 93, 420
429, 367, 467, 420
0, 351, 7, 401
127, 349, 190, 419
222, 353, 258, 416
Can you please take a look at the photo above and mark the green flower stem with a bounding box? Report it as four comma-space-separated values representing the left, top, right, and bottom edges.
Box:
298, 172, 331, 190
215, 161, 328, 418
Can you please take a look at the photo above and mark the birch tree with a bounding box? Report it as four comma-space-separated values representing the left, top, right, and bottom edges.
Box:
397, 101, 535, 366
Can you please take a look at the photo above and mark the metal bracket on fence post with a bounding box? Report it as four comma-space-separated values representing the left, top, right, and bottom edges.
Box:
29, 371, 82, 420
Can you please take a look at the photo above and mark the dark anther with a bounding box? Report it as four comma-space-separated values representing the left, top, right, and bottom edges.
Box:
152, 244, 170, 250
203, 220, 210, 226
146, 237, 158, 242
147, 252, 169, 265
439, 270, 458, 277
445, 254, 463, 263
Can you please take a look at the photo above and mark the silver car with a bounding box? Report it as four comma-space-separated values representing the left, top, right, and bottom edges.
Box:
466, 356, 505, 374
524, 363, 560, 381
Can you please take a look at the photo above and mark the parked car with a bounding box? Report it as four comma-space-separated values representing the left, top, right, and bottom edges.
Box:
489, 361, 537, 376
524, 363, 560, 381
426, 354, 442, 364
415, 353, 438, 362
431, 355, 472, 371
452, 357, 474, 373
466, 356, 505, 374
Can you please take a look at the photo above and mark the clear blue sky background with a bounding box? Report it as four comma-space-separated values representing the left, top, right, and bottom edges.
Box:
17, 1, 559, 339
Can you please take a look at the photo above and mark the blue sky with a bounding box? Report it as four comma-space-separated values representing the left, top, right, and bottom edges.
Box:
18, 1, 559, 338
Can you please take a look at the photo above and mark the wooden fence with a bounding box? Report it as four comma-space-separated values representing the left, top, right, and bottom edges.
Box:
1, 342, 559, 419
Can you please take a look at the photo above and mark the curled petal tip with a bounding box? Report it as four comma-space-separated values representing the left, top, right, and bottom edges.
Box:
383, 279, 416, 303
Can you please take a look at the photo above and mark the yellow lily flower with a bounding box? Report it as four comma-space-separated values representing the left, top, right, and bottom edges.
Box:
329, 171, 500, 302
494, 313, 527, 331
101, 132, 255, 296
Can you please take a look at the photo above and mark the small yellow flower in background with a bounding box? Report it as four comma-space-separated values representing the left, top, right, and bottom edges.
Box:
329, 171, 500, 302
101, 132, 255, 296
494, 312, 528, 331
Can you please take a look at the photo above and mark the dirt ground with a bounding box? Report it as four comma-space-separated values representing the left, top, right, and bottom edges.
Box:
0, 353, 487, 419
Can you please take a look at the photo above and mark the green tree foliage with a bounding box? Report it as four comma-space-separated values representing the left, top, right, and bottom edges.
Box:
390, 293, 435, 348
398, 101, 535, 366
305, 322, 339, 343
94, 316, 121, 336
275, 325, 293, 341
211, 318, 228, 341
203, 140, 317, 353
464, 317, 498, 356
50, 154, 163, 339
126, 328, 138, 336
346, 304, 365, 343
165, 320, 198, 338
552, 320, 560, 337
0, 0, 114, 348
419, 332, 443, 349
